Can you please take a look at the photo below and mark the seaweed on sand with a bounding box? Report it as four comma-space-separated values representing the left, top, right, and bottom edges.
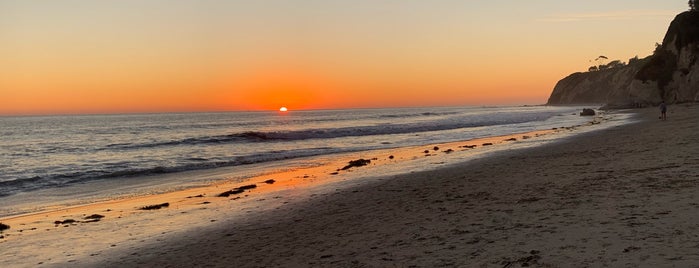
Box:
218, 184, 258, 197
140, 203, 170, 210
83, 214, 105, 222
341, 159, 371, 170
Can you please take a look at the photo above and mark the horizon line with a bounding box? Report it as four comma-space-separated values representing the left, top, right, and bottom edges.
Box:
0, 103, 551, 117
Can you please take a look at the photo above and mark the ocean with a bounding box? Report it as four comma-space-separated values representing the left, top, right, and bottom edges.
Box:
0, 106, 595, 204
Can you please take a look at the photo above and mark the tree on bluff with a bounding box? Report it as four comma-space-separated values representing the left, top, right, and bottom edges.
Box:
587, 57, 626, 72
691, 0, 698, 11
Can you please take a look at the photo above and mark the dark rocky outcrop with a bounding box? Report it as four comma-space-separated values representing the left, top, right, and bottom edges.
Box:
548, 11, 699, 106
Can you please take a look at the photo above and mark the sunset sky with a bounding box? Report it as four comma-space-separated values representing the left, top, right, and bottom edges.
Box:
0, 0, 688, 115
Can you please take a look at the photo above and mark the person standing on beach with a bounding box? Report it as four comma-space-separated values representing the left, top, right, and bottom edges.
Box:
659, 101, 667, 120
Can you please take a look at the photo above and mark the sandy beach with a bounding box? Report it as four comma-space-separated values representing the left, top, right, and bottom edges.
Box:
2, 104, 698, 267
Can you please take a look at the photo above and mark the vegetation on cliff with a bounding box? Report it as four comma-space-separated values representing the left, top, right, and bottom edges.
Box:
549, 3, 699, 106
636, 10, 699, 94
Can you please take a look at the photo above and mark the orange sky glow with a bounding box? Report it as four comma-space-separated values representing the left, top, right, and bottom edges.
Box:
0, 1, 688, 115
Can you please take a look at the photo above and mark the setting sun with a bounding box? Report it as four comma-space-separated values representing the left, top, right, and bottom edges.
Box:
1, 2, 694, 267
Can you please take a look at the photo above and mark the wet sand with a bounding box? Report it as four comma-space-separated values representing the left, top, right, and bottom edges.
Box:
3, 104, 698, 267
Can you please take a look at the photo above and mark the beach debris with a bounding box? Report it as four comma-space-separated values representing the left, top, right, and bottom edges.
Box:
218, 184, 257, 197
218, 188, 244, 197
341, 159, 371, 170
187, 194, 205, 198
482, 143, 493, 146
433, 146, 440, 151
580, 108, 596, 116
423, 150, 430, 154
444, 149, 454, 154
54, 219, 77, 225
522, 135, 531, 139
84, 214, 105, 220
264, 179, 276, 184
82, 216, 104, 223
388, 155, 394, 159
504, 138, 517, 142
238, 184, 257, 190
0, 223, 9, 231
330, 172, 339, 175
462, 145, 477, 149
139, 203, 170, 210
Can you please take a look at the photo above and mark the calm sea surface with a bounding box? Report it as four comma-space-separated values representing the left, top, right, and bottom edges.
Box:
0, 106, 592, 198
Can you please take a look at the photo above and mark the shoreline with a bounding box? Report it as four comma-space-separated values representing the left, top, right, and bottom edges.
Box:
110, 103, 698, 267
0, 108, 639, 266
0, 108, 614, 219
0, 126, 582, 221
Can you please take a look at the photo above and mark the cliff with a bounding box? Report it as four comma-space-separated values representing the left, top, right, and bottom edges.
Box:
548, 11, 699, 106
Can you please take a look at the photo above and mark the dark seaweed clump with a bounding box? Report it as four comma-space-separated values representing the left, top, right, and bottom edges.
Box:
140, 203, 170, 210
0, 223, 9, 231
341, 159, 371, 170
54, 219, 77, 225
84, 214, 105, 221
218, 184, 257, 197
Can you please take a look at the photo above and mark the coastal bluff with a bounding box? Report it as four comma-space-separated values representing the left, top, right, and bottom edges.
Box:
548, 11, 699, 107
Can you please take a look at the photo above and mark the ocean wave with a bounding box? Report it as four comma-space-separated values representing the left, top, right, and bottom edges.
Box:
0, 147, 337, 197
377, 110, 461, 118
104, 134, 250, 150
271, 112, 552, 140
102, 111, 556, 151
0, 107, 579, 198
0, 167, 170, 197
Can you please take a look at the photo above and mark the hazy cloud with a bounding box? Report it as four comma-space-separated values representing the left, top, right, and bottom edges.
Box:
538, 10, 678, 22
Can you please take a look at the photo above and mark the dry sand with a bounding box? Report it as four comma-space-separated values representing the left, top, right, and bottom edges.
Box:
1, 104, 697, 267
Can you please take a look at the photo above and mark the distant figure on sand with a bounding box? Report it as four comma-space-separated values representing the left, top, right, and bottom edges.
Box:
659, 101, 667, 120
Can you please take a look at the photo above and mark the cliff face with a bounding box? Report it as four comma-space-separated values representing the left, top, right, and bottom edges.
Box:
547, 63, 658, 105
548, 11, 699, 106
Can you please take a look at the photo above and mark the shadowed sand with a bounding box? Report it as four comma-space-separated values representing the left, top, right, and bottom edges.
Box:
2, 104, 698, 267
